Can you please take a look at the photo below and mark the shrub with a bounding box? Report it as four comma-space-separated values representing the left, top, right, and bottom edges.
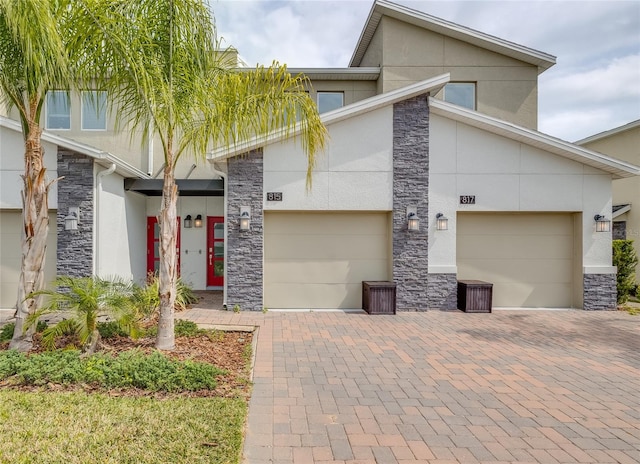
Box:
174, 319, 202, 337
1, 321, 47, 343
613, 240, 639, 304
134, 274, 198, 315
0, 349, 224, 392
97, 321, 128, 339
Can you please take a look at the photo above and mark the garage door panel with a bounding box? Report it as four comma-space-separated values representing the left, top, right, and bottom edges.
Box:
265, 212, 390, 309
492, 283, 573, 307
458, 214, 573, 236
459, 258, 572, 283
457, 213, 575, 308
457, 235, 573, 260
265, 212, 388, 235
267, 259, 388, 284
265, 283, 361, 309
265, 233, 388, 260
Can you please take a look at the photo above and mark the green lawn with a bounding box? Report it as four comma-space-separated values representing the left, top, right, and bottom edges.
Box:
0, 390, 246, 464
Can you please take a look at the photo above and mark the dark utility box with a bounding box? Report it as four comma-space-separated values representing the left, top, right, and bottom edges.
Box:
457, 280, 493, 313
362, 281, 396, 315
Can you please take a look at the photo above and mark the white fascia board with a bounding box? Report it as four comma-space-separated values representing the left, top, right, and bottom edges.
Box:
429, 99, 640, 179
350, 0, 556, 73
575, 119, 640, 145
612, 204, 631, 219
0, 116, 150, 179
208, 73, 450, 161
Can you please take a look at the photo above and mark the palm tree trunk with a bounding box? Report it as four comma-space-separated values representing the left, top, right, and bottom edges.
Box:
10, 121, 49, 352
155, 163, 178, 350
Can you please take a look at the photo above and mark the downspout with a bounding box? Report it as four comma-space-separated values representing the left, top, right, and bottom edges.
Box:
210, 162, 228, 308
94, 163, 117, 276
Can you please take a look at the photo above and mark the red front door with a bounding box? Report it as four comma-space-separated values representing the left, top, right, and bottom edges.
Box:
147, 217, 181, 277
207, 216, 224, 287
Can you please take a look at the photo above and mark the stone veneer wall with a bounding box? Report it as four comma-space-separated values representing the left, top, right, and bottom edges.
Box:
226, 150, 264, 311
392, 95, 430, 311
427, 273, 458, 310
583, 273, 617, 310
57, 150, 94, 277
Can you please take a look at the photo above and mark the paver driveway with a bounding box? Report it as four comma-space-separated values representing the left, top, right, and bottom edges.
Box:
183, 308, 640, 464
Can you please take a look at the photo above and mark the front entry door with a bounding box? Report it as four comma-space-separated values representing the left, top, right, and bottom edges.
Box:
207, 216, 224, 287
147, 217, 181, 276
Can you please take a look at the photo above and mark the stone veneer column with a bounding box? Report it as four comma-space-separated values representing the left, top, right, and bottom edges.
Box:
393, 95, 430, 311
427, 274, 458, 310
57, 150, 94, 277
583, 274, 617, 310
226, 150, 263, 311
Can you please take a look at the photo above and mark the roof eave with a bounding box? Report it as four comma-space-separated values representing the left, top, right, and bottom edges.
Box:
350, 0, 556, 74
429, 99, 640, 180
208, 73, 450, 161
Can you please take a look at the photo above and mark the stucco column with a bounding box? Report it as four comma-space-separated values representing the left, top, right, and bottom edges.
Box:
226, 150, 264, 311
392, 95, 430, 310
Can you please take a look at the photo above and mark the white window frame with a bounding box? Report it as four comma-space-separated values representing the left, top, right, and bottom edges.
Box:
45, 90, 71, 130
443, 83, 476, 110
81, 90, 107, 131
317, 91, 344, 114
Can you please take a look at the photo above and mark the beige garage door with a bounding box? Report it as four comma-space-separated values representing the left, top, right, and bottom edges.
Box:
457, 213, 576, 308
264, 212, 391, 309
0, 211, 57, 308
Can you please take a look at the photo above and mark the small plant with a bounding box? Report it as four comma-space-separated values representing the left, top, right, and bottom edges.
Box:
233, 305, 241, 313
135, 274, 198, 314
174, 319, 202, 337
1, 321, 47, 343
262, 307, 268, 314
97, 321, 128, 339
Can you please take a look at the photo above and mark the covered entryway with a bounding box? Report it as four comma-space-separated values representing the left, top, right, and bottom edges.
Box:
457, 212, 579, 308
264, 212, 391, 309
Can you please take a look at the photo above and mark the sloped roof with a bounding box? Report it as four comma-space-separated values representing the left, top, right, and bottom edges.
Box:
429, 99, 640, 179
208, 73, 450, 161
0, 116, 150, 179
575, 119, 640, 145
350, 0, 556, 74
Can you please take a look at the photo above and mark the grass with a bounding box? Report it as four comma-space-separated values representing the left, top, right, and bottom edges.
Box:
0, 390, 246, 464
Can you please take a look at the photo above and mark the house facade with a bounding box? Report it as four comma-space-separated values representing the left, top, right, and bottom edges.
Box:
1, 0, 637, 311
577, 120, 640, 281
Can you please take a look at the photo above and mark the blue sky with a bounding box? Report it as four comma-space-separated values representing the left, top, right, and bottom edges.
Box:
211, 0, 640, 142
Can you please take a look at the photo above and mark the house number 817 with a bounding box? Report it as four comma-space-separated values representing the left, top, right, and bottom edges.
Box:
460, 195, 476, 205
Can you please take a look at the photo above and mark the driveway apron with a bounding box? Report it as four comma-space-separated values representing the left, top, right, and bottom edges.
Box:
182, 308, 640, 464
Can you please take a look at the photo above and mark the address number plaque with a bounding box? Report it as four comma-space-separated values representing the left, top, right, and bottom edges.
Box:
460, 195, 476, 205
267, 192, 283, 201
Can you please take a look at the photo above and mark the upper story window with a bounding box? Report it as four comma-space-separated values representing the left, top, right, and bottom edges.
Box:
46, 90, 70, 129
317, 91, 344, 114
82, 90, 107, 130
444, 83, 476, 110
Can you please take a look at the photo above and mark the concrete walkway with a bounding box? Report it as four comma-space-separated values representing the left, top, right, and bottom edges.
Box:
181, 307, 640, 464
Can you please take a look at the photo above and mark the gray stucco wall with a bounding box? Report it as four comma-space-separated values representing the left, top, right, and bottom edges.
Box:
56, 150, 94, 277
583, 273, 617, 310
226, 150, 264, 311
392, 95, 430, 311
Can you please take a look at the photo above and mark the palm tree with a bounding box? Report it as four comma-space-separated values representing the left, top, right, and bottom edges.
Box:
26, 276, 140, 353
76, 0, 327, 350
0, 0, 73, 351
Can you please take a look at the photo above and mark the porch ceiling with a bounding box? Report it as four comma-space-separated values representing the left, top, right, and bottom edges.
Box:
124, 178, 224, 196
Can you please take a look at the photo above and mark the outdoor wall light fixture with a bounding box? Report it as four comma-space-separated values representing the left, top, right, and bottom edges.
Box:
436, 213, 449, 230
407, 207, 420, 231
239, 206, 251, 231
594, 214, 611, 233
184, 215, 193, 228
194, 214, 203, 228
64, 206, 80, 231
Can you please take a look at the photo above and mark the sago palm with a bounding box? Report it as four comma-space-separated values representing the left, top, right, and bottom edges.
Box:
74, 0, 327, 350
26, 276, 140, 353
0, 0, 74, 351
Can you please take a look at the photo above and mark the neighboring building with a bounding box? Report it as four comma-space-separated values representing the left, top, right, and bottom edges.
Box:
1, 0, 637, 311
577, 119, 640, 280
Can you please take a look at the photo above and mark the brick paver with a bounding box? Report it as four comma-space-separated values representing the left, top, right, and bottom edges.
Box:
182, 308, 640, 463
